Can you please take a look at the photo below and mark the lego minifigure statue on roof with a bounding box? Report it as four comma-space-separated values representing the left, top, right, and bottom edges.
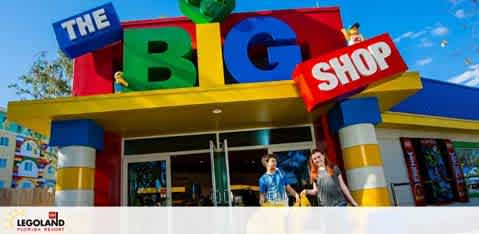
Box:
341, 22, 365, 46
185, 0, 227, 18
114, 71, 128, 93
201, 0, 228, 17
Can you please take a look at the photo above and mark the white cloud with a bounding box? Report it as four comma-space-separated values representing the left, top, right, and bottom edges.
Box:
449, 0, 467, 6
394, 32, 414, 42
418, 38, 434, 48
448, 64, 479, 87
416, 57, 433, 66
455, 9, 466, 18
395, 23, 449, 44
411, 30, 427, 39
465, 77, 479, 86
431, 25, 449, 36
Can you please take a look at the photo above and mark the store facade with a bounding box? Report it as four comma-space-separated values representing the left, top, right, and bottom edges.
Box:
6, 4, 479, 207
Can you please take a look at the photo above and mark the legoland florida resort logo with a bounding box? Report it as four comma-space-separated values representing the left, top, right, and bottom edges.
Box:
4, 209, 65, 232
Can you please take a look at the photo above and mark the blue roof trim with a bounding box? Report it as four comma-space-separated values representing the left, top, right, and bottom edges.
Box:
390, 78, 479, 121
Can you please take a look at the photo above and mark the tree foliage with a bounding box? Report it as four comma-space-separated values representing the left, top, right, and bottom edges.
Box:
8, 51, 73, 100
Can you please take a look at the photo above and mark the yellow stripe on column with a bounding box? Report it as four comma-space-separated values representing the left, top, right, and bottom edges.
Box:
196, 23, 225, 88
56, 168, 95, 191
343, 144, 383, 170
351, 187, 391, 206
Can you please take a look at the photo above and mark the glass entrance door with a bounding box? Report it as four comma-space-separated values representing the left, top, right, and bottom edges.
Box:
269, 145, 314, 206
227, 148, 267, 206
171, 153, 214, 206
126, 156, 171, 206
122, 125, 316, 206
210, 139, 232, 206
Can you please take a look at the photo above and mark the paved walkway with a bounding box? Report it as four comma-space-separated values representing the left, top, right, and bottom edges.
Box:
447, 197, 479, 206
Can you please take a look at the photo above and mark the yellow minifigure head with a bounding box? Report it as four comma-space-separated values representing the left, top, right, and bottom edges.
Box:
114, 71, 123, 81
348, 22, 360, 35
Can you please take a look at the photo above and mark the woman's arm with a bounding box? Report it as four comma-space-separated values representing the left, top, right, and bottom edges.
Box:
338, 174, 359, 207
301, 182, 318, 196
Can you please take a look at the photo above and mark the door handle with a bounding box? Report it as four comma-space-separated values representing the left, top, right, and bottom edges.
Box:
216, 191, 223, 203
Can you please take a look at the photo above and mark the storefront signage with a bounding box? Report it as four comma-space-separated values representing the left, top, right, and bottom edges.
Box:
60, 3, 406, 108
293, 33, 407, 111
73, 7, 350, 96
400, 138, 426, 206
53, 3, 122, 59
444, 140, 469, 202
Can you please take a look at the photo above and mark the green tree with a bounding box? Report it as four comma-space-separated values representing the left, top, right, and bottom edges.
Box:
8, 51, 73, 100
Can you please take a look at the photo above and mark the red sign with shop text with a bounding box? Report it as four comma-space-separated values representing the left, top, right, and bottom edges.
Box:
293, 33, 407, 111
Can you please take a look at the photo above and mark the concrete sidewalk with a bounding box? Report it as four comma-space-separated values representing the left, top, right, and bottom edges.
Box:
447, 197, 479, 206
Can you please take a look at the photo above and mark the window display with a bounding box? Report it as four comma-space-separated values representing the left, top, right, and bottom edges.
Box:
454, 142, 479, 198
128, 160, 168, 206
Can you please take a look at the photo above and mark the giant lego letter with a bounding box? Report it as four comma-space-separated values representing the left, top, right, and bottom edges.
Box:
179, 0, 235, 24
53, 3, 122, 59
123, 27, 197, 92
223, 16, 302, 83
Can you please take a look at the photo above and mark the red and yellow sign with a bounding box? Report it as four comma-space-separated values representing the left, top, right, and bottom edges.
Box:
293, 33, 408, 111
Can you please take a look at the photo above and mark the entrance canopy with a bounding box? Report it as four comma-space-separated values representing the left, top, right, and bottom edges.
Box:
7, 72, 421, 138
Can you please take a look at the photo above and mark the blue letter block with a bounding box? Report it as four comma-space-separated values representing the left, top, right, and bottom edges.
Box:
328, 97, 382, 133
223, 16, 302, 83
50, 119, 104, 151
53, 2, 123, 59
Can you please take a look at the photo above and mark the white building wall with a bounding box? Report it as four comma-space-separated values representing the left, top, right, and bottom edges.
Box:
0, 130, 16, 188
376, 127, 479, 206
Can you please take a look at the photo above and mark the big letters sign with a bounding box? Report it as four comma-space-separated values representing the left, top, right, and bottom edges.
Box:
71, 7, 346, 95
53, 3, 122, 59
61, 4, 409, 112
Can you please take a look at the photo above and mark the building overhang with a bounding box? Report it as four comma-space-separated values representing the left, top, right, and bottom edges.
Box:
8, 72, 422, 138
380, 112, 479, 134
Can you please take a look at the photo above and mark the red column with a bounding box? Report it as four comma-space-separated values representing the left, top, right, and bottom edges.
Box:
95, 131, 122, 206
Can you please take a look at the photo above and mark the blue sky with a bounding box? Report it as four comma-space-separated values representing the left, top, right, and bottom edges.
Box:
0, 0, 478, 108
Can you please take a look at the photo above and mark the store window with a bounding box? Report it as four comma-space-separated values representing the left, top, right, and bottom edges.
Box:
0, 158, 7, 168
219, 127, 312, 147
124, 134, 215, 155
454, 142, 479, 199
128, 160, 169, 206
124, 127, 313, 156
400, 138, 468, 205
0, 180, 4, 188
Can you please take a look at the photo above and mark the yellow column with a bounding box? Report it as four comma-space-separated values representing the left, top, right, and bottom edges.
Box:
196, 23, 225, 88
56, 146, 96, 206
339, 123, 391, 206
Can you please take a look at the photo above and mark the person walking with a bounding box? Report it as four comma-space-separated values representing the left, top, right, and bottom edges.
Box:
301, 149, 358, 206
